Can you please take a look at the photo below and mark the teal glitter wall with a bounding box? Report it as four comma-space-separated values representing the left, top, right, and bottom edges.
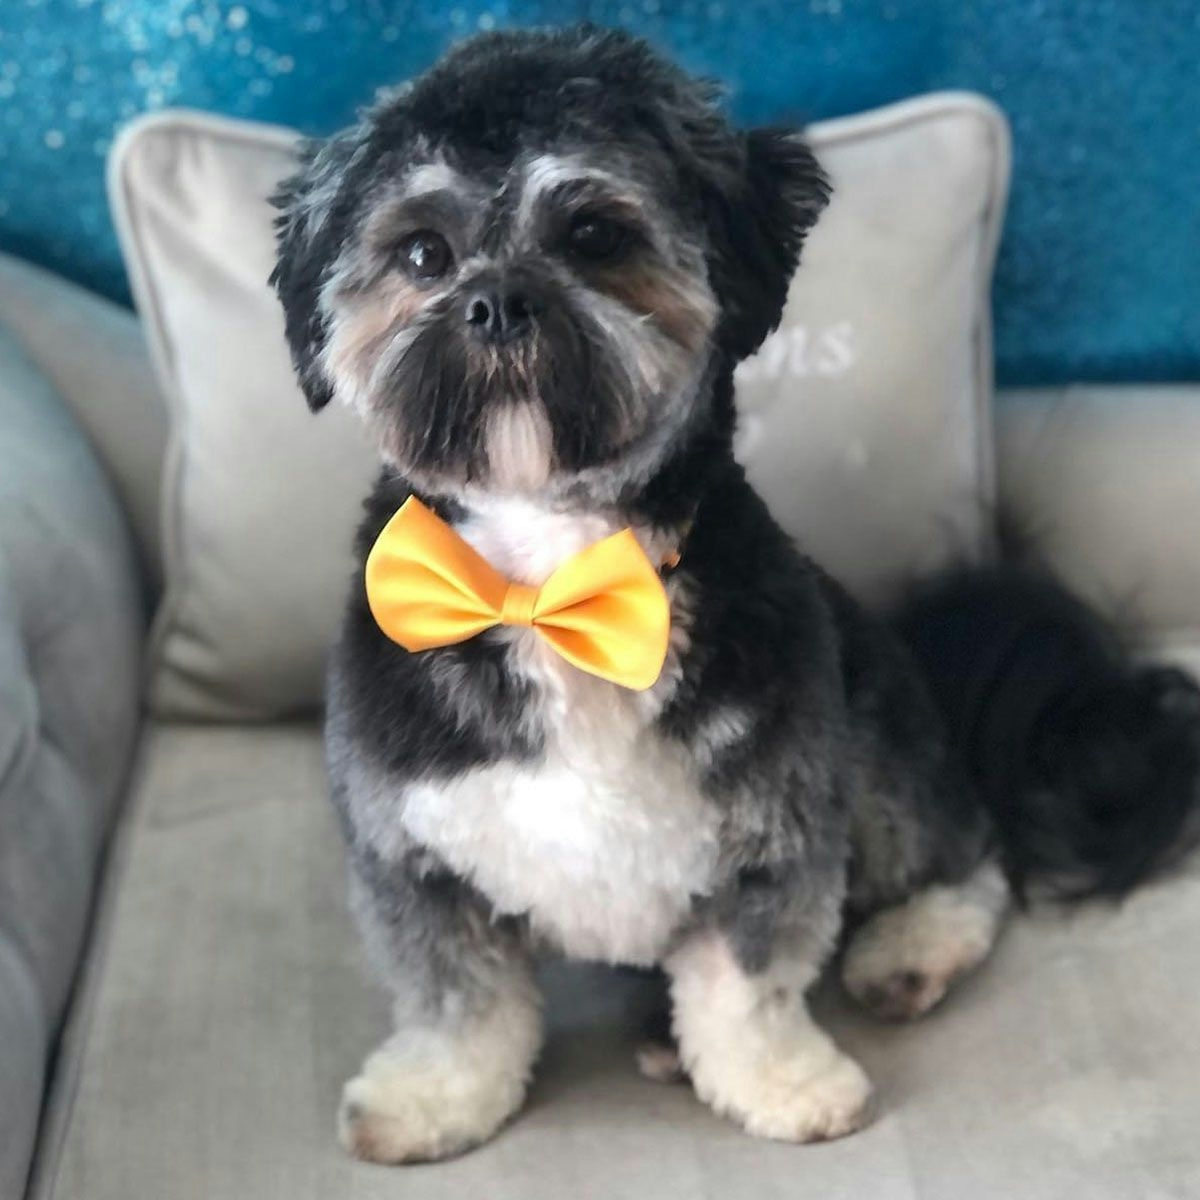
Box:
0, 1, 1197, 386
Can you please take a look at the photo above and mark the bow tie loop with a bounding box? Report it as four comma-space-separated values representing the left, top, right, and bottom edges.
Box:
364, 497, 672, 691
500, 582, 539, 628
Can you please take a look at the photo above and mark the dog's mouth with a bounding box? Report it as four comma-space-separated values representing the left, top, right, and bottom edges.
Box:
369, 296, 649, 484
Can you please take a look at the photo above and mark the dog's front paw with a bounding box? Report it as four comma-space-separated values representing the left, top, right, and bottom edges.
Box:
690, 1041, 873, 1143
338, 1027, 533, 1164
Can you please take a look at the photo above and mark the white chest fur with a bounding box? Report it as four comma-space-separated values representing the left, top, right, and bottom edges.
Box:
399, 496, 719, 966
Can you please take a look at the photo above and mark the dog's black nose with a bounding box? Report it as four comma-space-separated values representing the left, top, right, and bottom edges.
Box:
464, 287, 535, 343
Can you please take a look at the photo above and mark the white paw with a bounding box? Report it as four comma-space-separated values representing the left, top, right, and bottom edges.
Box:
666, 927, 873, 1143
337, 1043, 524, 1164
694, 1043, 873, 1143
338, 1001, 540, 1164
843, 866, 1007, 1021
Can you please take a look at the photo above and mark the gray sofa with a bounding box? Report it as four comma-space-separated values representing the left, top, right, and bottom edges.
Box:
3, 247, 1200, 1199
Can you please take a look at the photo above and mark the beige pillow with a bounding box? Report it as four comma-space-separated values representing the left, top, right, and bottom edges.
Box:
110, 94, 1009, 720
737, 94, 1007, 605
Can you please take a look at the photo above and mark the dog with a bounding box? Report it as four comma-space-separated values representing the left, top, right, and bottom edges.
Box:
270, 26, 1200, 1162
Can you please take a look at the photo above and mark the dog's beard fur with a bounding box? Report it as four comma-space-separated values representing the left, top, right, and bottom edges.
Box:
325, 270, 707, 496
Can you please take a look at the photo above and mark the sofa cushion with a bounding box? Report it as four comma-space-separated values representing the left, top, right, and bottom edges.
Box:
0, 325, 144, 1199
997, 386, 1200, 679
110, 94, 1008, 719
33, 722, 1200, 1200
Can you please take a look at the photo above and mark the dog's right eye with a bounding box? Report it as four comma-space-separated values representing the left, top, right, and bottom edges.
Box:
566, 214, 630, 262
396, 230, 453, 281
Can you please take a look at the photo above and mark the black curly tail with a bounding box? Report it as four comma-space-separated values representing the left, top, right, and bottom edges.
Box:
893, 565, 1200, 899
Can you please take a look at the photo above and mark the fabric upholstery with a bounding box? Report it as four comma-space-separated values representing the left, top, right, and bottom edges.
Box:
996, 386, 1200, 681
34, 722, 1200, 1200
0, 252, 168, 592
0, 326, 144, 1199
110, 95, 1006, 719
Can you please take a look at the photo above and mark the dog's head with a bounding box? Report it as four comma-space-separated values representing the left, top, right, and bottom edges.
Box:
271, 26, 828, 496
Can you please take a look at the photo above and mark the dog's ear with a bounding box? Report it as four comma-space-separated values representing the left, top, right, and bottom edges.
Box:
269, 131, 359, 412
698, 127, 830, 362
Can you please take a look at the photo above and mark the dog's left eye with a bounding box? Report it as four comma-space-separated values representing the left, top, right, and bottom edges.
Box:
566, 214, 629, 262
396, 230, 453, 281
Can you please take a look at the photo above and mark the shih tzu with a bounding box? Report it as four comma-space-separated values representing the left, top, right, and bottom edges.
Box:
270, 25, 1200, 1162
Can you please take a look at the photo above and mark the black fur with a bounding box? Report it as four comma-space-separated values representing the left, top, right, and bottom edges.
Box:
894, 566, 1200, 899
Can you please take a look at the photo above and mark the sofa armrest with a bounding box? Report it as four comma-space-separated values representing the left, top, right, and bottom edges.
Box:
0, 324, 145, 1199
0, 252, 167, 592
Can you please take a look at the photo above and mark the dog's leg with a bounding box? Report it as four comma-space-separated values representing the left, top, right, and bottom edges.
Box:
337, 865, 542, 1164
842, 858, 1009, 1021
665, 927, 872, 1142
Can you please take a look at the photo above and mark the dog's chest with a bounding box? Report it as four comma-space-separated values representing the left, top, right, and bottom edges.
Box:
399, 499, 720, 966
401, 689, 719, 965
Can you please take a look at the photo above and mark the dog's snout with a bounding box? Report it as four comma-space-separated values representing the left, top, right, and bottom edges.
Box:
464, 286, 535, 343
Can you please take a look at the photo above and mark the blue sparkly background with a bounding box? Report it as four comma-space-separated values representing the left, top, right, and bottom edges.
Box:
1, 1, 1197, 386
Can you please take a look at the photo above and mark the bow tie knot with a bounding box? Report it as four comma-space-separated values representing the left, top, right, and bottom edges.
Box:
499, 581, 540, 628
364, 496, 673, 691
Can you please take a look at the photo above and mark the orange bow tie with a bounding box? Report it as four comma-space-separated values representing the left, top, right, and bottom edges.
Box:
364, 497, 672, 691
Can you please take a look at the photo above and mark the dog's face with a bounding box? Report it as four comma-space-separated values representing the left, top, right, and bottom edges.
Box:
271, 27, 828, 496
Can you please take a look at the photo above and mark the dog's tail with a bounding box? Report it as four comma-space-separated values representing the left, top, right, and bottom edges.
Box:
892, 564, 1200, 899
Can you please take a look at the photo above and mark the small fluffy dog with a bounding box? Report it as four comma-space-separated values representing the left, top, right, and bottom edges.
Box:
271, 26, 1199, 1162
